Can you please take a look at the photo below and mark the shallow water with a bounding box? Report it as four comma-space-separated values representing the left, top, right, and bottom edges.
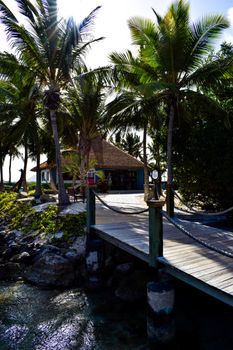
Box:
1, 281, 233, 350
0, 281, 147, 350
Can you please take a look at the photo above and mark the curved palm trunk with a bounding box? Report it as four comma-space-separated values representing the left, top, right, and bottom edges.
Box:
13, 144, 28, 193
8, 153, 12, 185
166, 103, 175, 216
0, 160, 3, 190
22, 143, 28, 192
35, 152, 42, 200
0, 147, 4, 190
143, 124, 150, 201
50, 110, 70, 205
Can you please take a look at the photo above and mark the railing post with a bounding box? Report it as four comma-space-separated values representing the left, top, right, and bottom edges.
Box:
166, 184, 174, 217
147, 199, 165, 268
86, 186, 96, 236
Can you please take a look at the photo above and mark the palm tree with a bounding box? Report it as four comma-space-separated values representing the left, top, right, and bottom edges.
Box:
125, 0, 229, 214
107, 50, 161, 200
7, 145, 22, 185
63, 67, 109, 188
118, 132, 142, 159
0, 53, 43, 194
0, 0, 102, 205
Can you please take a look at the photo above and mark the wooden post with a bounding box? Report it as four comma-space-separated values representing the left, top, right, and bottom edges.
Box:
86, 186, 96, 235
166, 184, 174, 217
146, 199, 165, 268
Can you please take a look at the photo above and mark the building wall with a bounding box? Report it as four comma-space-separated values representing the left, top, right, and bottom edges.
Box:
41, 170, 50, 183
137, 169, 144, 190
96, 168, 144, 191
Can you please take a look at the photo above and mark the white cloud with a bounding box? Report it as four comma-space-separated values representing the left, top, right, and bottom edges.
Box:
227, 7, 233, 27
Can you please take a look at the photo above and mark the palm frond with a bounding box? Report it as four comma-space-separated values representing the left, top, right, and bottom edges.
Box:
78, 6, 101, 35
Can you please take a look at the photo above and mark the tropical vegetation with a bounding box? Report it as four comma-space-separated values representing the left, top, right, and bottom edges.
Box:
0, 0, 232, 212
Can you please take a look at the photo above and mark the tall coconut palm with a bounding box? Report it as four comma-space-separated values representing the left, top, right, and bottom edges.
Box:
125, 0, 229, 214
107, 50, 161, 200
63, 67, 109, 188
0, 0, 102, 205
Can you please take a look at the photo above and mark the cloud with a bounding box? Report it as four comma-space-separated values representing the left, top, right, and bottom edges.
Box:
225, 8, 233, 44
227, 7, 233, 27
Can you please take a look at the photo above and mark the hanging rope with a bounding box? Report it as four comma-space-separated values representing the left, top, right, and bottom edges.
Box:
173, 190, 233, 216
162, 210, 233, 258
93, 190, 149, 215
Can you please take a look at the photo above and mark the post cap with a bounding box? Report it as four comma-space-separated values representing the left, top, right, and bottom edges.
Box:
147, 199, 165, 208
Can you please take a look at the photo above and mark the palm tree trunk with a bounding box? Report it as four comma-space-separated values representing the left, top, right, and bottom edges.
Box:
78, 135, 90, 188
8, 153, 12, 185
49, 169, 58, 192
35, 152, 42, 200
50, 110, 69, 205
166, 103, 175, 216
143, 124, 150, 201
0, 147, 4, 190
0, 160, 3, 190
22, 143, 28, 192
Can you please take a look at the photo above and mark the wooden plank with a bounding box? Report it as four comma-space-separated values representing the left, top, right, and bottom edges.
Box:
158, 256, 233, 307
92, 213, 233, 306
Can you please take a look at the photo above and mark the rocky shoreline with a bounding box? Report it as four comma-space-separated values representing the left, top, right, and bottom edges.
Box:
0, 221, 87, 288
0, 198, 151, 303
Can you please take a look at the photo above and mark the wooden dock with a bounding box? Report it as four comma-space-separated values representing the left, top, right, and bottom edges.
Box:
92, 217, 233, 307
87, 190, 233, 307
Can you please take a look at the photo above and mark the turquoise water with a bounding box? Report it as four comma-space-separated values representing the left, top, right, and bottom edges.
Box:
0, 281, 147, 350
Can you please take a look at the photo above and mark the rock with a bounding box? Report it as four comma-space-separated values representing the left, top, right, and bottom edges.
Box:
65, 249, 82, 263
2, 246, 18, 260
40, 244, 63, 256
18, 191, 28, 198
5, 230, 22, 241
115, 269, 149, 302
70, 236, 86, 258
33, 202, 56, 213
10, 252, 32, 264
8, 240, 19, 249
54, 231, 64, 240
40, 195, 57, 203
0, 262, 21, 280
24, 253, 77, 287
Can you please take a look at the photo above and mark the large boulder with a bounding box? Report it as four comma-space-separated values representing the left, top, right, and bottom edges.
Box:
24, 253, 78, 288
0, 262, 21, 280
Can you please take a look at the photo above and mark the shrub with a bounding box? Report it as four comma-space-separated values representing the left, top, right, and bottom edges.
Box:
0, 192, 86, 239
0, 192, 35, 229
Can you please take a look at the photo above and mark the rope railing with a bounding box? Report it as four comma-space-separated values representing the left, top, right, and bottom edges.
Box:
173, 190, 233, 217
162, 210, 233, 258
93, 190, 149, 215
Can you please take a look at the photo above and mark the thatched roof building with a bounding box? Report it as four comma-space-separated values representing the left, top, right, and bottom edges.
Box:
32, 140, 145, 190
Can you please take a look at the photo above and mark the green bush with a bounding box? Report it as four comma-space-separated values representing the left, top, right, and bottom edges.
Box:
0, 192, 86, 239
27, 182, 36, 191
0, 192, 35, 229
43, 188, 56, 194
41, 183, 51, 190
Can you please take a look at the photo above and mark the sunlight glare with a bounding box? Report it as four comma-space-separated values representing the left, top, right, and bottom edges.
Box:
57, 0, 99, 22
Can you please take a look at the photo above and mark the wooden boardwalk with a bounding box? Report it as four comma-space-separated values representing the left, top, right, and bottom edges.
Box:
92, 216, 233, 307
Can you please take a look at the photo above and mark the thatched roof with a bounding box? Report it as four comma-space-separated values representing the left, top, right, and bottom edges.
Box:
31, 140, 144, 171
91, 139, 144, 169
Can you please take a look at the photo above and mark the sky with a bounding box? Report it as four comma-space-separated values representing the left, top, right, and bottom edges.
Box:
1, 0, 233, 182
